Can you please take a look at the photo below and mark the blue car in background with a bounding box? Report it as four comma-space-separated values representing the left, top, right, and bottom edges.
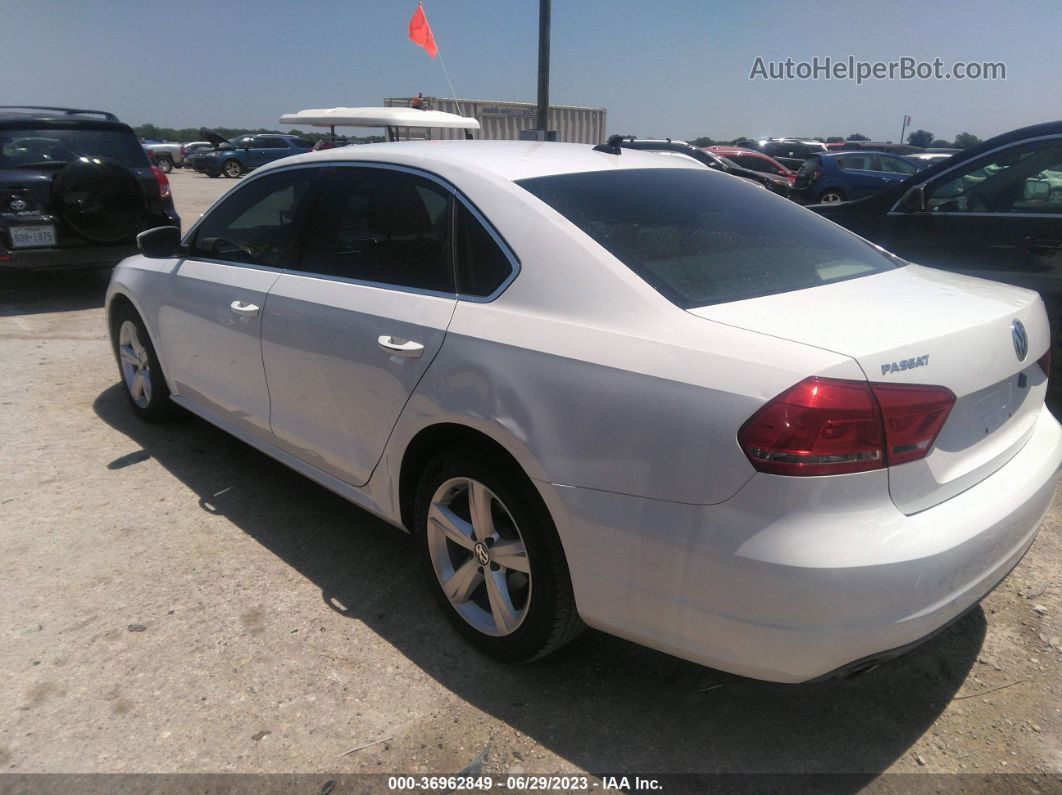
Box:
189, 133, 313, 179
793, 151, 921, 204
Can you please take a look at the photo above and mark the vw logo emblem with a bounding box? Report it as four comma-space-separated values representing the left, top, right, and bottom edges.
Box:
473, 542, 490, 566
1012, 319, 1028, 361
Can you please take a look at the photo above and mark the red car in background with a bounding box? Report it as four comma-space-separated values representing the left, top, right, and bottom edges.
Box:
706, 146, 796, 185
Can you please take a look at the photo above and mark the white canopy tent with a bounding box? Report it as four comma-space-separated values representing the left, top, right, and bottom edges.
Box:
279, 107, 480, 142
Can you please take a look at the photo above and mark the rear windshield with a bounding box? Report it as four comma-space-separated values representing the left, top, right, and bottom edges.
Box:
796, 157, 821, 176
0, 127, 148, 169
516, 168, 901, 308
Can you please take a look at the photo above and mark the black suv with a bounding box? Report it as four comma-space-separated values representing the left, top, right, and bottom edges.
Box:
739, 138, 829, 170
0, 106, 179, 270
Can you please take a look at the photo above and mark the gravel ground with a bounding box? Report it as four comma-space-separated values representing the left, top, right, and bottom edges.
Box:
0, 170, 1059, 782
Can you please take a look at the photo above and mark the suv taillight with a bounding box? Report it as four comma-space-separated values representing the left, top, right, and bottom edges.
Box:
179, 144, 185, 157
738, 377, 955, 476
151, 166, 171, 199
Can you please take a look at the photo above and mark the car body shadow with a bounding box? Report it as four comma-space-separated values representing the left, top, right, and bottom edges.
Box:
0, 268, 111, 317
94, 383, 984, 779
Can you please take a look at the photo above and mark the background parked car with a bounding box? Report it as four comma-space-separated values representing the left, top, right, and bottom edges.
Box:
143, 140, 215, 173
829, 140, 925, 156
811, 120, 1062, 405
794, 150, 920, 203
906, 152, 956, 170
738, 138, 829, 170
142, 142, 183, 173
190, 133, 313, 178
616, 138, 790, 196
0, 106, 178, 270
706, 146, 795, 184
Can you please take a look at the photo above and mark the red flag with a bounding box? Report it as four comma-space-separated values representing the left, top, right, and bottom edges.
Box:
409, 2, 438, 59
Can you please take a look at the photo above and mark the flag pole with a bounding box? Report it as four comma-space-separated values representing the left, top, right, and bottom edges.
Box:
416, 2, 463, 118
435, 49, 463, 118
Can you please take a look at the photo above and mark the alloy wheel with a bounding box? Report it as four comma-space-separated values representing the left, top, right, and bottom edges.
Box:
118, 320, 152, 408
426, 477, 532, 636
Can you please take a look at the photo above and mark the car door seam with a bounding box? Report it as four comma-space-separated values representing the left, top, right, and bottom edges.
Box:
259, 272, 284, 436
359, 297, 461, 487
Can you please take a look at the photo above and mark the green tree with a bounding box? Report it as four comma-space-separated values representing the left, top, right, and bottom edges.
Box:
689, 136, 715, 147
846, 132, 870, 141
906, 129, 934, 148
930, 139, 952, 148
952, 132, 982, 149
825, 136, 845, 143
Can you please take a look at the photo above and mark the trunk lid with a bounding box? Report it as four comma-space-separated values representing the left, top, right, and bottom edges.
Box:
690, 264, 1051, 513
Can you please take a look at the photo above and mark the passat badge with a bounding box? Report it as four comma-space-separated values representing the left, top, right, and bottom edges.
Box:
880, 354, 929, 375
1012, 319, 1028, 361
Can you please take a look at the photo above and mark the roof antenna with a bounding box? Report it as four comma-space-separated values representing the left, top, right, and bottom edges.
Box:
593, 134, 623, 155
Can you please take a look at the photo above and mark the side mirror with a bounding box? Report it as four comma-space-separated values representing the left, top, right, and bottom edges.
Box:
898, 184, 927, 213
137, 226, 181, 258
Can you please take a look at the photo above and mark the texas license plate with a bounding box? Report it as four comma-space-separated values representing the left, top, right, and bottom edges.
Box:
10, 224, 57, 248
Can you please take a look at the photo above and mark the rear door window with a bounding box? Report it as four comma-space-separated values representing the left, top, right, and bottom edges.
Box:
837, 154, 875, 171
878, 156, 918, 175
517, 168, 900, 308
253, 137, 289, 149
795, 156, 821, 177
297, 166, 454, 293
455, 201, 515, 297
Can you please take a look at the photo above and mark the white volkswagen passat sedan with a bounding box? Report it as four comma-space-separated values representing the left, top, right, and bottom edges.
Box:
106, 141, 1060, 683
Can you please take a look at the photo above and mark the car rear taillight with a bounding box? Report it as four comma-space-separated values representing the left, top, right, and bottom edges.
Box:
1039, 347, 1052, 380
738, 378, 884, 476
738, 377, 956, 476
151, 165, 171, 199
871, 383, 955, 466
179, 144, 185, 157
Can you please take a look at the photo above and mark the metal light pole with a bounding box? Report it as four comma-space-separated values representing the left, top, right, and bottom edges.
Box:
536, 0, 551, 136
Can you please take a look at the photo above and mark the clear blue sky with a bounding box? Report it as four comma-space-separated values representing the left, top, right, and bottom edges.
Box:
4, 0, 1059, 142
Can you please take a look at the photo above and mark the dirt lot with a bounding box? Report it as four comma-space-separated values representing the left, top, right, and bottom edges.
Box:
1, 169, 1060, 783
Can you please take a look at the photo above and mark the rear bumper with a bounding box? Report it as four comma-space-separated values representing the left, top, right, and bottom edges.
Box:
1, 242, 138, 270
538, 405, 1061, 683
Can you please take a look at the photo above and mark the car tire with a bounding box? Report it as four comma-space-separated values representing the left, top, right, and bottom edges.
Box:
222, 159, 244, 178
818, 188, 846, 203
414, 445, 584, 663
206, 171, 220, 178
155, 156, 174, 174
112, 304, 176, 423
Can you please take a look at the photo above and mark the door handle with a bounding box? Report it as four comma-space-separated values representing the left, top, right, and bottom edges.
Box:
377, 335, 424, 358
230, 300, 260, 317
